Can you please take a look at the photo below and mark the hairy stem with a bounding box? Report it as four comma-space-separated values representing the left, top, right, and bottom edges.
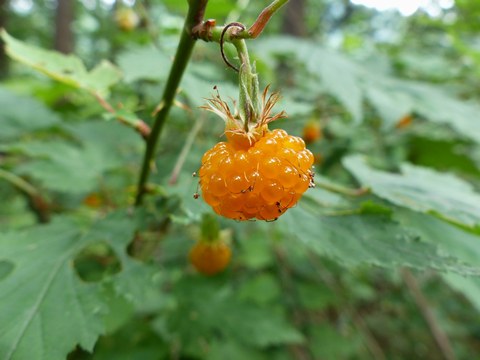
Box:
233, 38, 257, 130
135, 0, 208, 206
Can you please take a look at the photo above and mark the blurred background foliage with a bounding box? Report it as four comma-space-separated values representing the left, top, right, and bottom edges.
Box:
1, 0, 480, 359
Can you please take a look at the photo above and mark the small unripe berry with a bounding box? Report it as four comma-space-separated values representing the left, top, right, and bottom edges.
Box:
189, 240, 232, 275
115, 8, 139, 32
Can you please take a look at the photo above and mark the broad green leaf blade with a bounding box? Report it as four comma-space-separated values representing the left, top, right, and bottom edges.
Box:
116, 46, 170, 83
11, 141, 107, 192
364, 78, 414, 126
0, 213, 143, 360
389, 80, 480, 142
280, 196, 480, 275
344, 155, 480, 227
309, 47, 363, 124
1, 30, 121, 97
162, 276, 304, 355
258, 36, 480, 142
6, 121, 141, 194
395, 210, 480, 312
0, 219, 103, 360
0, 87, 61, 140
256, 37, 363, 123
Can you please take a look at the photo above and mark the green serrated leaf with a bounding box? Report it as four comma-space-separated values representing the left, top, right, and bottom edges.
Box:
258, 37, 480, 141
0, 212, 140, 360
395, 210, 480, 312
256, 37, 363, 123
280, 198, 480, 275
0, 212, 155, 359
6, 121, 141, 194
163, 276, 304, 352
1, 30, 121, 97
344, 155, 480, 227
11, 140, 106, 192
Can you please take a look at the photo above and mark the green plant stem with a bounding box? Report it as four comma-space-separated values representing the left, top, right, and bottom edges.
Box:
0, 168, 38, 197
135, 0, 208, 206
0, 168, 50, 223
316, 179, 370, 197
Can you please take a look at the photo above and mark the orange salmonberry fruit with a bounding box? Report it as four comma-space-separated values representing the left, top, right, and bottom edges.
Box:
199, 128, 315, 221
189, 240, 232, 275
198, 87, 315, 221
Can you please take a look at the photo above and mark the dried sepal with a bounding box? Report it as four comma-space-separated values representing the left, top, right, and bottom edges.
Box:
202, 86, 286, 149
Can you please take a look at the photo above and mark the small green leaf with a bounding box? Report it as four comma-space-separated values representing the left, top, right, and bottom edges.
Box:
1, 30, 121, 97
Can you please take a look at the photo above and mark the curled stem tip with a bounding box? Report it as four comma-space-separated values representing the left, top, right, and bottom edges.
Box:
220, 22, 246, 72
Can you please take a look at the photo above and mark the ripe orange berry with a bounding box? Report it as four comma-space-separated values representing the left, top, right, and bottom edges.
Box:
199, 129, 315, 221
189, 240, 232, 275
302, 121, 322, 144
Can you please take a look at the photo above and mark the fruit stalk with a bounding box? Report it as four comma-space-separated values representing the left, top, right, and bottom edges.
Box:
233, 38, 260, 131
135, 0, 208, 206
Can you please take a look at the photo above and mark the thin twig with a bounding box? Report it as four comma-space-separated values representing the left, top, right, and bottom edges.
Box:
168, 114, 205, 185
92, 92, 151, 139
401, 268, 457, 360
135, 0, 208, 206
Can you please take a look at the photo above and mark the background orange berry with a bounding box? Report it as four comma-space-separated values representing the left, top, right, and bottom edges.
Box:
302, 121, 322, 144
83, 193, 102, 208
198, 129, 315, 221
189, 240, 232, 276
115, 8, 139, 32
396, 114, 413, 129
